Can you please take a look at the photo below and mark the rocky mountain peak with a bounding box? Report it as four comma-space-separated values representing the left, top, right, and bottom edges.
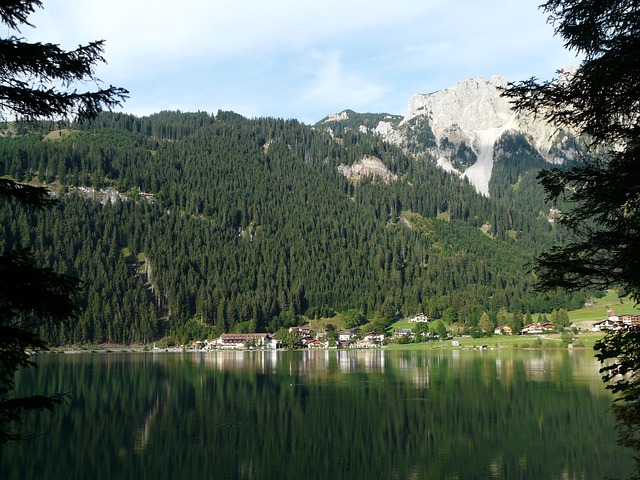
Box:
319, 72, 578, 197
398, 75, 564, 196
402, 75, 512, 133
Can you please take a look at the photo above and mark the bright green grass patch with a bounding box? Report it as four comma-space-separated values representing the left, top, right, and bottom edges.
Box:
308, 315, 346, 332
569, 290, 640, 322
389, 320, 416, 330
385, 331, 606, 351
454, 331, 605, 349
382, 290, 636, 348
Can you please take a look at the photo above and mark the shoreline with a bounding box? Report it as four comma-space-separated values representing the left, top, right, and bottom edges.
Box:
45, 338, 601, 355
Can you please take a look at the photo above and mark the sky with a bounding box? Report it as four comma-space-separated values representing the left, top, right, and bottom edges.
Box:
24, 0, 580, 124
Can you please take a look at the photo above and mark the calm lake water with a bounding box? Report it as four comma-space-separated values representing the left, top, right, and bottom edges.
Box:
0, 349, 633, 479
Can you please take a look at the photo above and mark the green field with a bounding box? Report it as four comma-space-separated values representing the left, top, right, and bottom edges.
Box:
384, 330, 607, 351
568, 290, 640, 322
309, 290, 637, 351
385, 291, 640, 350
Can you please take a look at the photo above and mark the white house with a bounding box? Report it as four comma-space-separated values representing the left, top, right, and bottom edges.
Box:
218, 333, 277, 349
409, 313, 429, 323
393, 328, 414, 338
363, 331, 385, 343
338, 330, 352, 342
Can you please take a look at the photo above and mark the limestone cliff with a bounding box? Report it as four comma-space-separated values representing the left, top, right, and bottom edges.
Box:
320, 73, 578, 197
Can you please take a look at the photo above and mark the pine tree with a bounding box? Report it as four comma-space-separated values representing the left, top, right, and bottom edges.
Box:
504, 0, 640, 296
0, 0, 126, 444
504, 0, 640, 468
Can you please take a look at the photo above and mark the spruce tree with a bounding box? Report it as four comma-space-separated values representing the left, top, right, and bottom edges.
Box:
0, 0, 126, 444
504, 0, 640, 467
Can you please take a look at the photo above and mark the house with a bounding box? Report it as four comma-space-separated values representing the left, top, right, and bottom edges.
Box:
493, 325, 512, 335
219, 333, 276, 349
338, 330, 352, 342
300, 325, 312, 336
620, 314, 640, 327
306, 339, 327, 349
363, 331, 385, 343
520, 323, 555, 335
355, 338, 377, 348
409, 313, 429, 323
393, 328, 414, 338
592, 319, 621, 331
591, 313, 640, 332
349, 327, 361, 337
289, 325, 312, 336
523, 323, 543, 334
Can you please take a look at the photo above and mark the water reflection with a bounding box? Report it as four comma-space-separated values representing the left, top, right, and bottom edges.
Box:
184, 349, 390, 376
180, 348, 617, 393
0, 349, 632, 480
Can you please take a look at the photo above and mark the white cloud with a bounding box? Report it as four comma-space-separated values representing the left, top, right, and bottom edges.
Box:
300, 51, 390, 112
22, 0, 579, 121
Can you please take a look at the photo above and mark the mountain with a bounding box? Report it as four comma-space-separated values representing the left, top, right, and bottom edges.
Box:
318, 74, 580, 197
0, 111, 584, 345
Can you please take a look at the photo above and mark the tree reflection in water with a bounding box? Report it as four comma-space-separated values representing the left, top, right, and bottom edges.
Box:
0, 349, 632, 480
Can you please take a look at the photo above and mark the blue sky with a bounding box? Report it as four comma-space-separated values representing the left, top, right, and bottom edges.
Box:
28, 0, 579, 124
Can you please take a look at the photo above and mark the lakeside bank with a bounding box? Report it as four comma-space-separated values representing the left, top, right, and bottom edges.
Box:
48, 330, 606, 355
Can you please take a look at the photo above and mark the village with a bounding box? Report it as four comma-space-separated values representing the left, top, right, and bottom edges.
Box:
189, 326, 386, 351
184, 311, 640, 351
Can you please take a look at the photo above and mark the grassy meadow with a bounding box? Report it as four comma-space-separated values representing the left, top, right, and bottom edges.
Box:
305, 290, 639, 350
569, 290, 640, 322
388, 291, 639, 350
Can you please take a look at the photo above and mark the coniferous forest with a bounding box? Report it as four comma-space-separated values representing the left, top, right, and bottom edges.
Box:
0, 111, 585, 345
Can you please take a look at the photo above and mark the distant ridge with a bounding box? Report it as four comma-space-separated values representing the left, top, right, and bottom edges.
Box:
319, 72, 580, 196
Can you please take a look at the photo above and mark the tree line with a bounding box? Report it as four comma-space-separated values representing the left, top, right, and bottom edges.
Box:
0, 111, 586, 344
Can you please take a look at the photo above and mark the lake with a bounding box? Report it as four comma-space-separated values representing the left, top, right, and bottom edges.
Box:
0, 349, 633, 479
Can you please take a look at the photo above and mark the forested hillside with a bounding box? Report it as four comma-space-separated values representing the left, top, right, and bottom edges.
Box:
0, 111, 583, 345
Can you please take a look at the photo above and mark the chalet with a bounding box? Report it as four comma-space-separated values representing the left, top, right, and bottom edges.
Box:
289, 325, 312, 336
354, 338, 377, 348
593, 319, 621, 331
338, 330, 352, 342
494, 326, 512, 335
301, 336, 320, 346
219, 333, 277, 349
393, 328, 414, 338
306, 339, 327, 349
409, 313, 429, 323
520, 323, 555, 335
592, 314, 640, 332
363, 331, 385, 343
621, 314, 640, 327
